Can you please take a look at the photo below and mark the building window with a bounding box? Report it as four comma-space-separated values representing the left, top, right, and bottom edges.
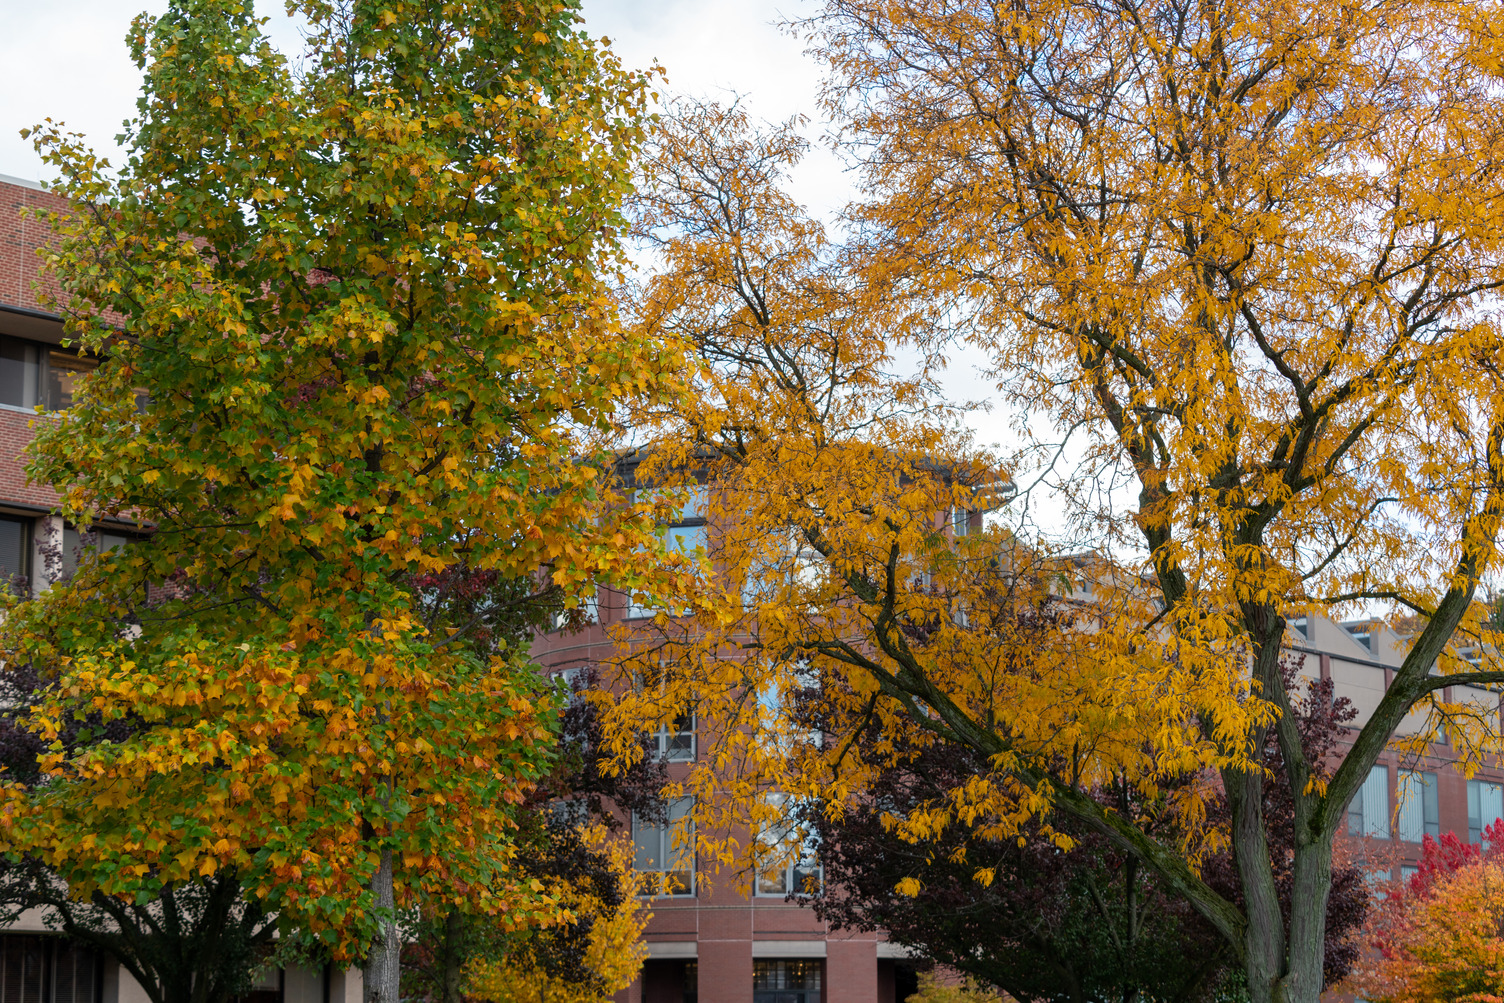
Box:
0, 337, 97, 412
0, 935, 98, 1003
46, 352, 95, 411
683, 961, 698, 1003
628, 486, 707, 618
753, 960, 822, 1003
634, 663, 695, 762
653, 711, 696, 762
241, 964, 283, 1003
1469, 779, 1504, 844
1348, 764, 1389, 839
755, 794, 822, 897
950, 506, 971, 537
60, 524, 131, 581
0, 339, 40, 411
756, 661, 821, 753
1289, 617, 1309, 641
1346, 624, 1373, 650
549, 592, 598, 632
0, 516, 31, 594
742, 527, 822, 609
633, 797, 694, 897
1396, 771, 1439, 843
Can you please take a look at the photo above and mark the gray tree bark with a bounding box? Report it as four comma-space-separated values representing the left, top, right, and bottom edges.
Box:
363, 850, 400, 1003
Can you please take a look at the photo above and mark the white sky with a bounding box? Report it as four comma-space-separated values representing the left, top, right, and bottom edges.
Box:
0, 0, 838, 211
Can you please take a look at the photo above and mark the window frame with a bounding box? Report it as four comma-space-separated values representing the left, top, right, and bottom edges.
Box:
1396, 770, 1439, 843
753, 793, 823, 898
632, 797, 696, 898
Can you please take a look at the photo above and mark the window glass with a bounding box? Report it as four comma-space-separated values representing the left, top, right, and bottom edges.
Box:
632, 797, 694, 897
654, 712, 696, 762
0, 338, 39, 409
755, 793, 822, 897
753, 960, 822, 1003
1469, 779, 1504, 844
61, 525, 130, 580
0, 516, 29, 594
1397, 771, 1438, 843
1348, 765, 1389, 839
549, 592, 597, 631
950, 506, 970, 537
757, 661, 821, 753
46, 352, 96, 411
0, 935, 100, 1003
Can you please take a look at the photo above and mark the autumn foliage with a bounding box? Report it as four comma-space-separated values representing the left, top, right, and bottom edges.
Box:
0, 0, 676, 993
606, 0, 1504, 998
1344, 823, 1504, 1003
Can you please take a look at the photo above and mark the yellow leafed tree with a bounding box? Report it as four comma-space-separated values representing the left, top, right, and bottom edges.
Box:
466, 826, 650, 1003
603, 1, 1504, 994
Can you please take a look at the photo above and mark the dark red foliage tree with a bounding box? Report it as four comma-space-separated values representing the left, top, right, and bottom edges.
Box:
795, 661, 1368, 1003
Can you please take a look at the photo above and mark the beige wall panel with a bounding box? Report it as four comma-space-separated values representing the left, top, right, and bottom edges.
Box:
1329, 660, 1385, 726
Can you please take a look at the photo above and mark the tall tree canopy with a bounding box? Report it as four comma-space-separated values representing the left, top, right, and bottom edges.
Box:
605, 0, 1504, 993
1, 3, 678, 1003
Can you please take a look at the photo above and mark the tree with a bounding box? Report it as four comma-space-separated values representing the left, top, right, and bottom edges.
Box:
1, 4, 678, 1003
1343, 854, 1504, 1003
0, 660, 277, 1003
400, 668, 665, 1003
798, 663, 1367, 1003
611, 8, 1504, 993
460, 822, 650, 1003
903, 974, 1002, 1003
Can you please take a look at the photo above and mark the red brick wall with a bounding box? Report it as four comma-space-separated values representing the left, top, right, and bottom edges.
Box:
826, 940, 878, 1003
0, 178, 68, 316
0, 408, 56, 510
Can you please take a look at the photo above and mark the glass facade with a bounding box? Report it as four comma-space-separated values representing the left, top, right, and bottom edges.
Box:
752, 960, 822, 1003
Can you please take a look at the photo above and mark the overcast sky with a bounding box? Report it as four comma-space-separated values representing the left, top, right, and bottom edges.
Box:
0, 0, 1011, 463
0, 0, 842, 208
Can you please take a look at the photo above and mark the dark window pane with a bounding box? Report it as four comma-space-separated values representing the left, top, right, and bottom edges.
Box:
46, 352, 96, 411
0, 517, 29, 593
0, 339, 39, 409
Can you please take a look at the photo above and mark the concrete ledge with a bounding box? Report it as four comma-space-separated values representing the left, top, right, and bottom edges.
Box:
876, 943, 919, 959
752, 940, 826, 958
645, 941, 698, 959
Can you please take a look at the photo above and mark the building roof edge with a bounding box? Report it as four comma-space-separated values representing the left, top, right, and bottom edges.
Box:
0, 173, 44, 192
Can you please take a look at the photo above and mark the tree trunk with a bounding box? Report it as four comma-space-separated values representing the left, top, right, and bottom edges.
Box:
441, 908, 465, 1003
1277, 835, 1334, 1003
363, 849, 400, 1003
1229, 769, 1286, 1003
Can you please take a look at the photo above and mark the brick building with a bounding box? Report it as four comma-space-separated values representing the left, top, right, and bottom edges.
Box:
533, 507, 1504, 1003
0, 173, 357, 1003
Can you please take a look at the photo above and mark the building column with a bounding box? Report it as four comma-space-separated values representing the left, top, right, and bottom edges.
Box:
699, 939, 753, 1003
825, 938, 877, 1003
30, 513, 61, 594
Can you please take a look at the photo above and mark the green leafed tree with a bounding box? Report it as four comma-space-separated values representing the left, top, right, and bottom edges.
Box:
0, 4, 680, 1003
